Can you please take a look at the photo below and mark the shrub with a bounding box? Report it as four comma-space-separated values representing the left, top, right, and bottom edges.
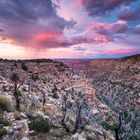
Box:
42, 107, 48, 115
21, 62, 28, 71
0, 118, 11, 126
52, 92, 59, 99
102, 122, 118, 131
0, 95, 13, 112
28, 119, 51, 133
52, 86, 59, 99
31, 74, 39, 82
0, 128, 7, 138
128, 133, 139, 140
10, 73, 19, 82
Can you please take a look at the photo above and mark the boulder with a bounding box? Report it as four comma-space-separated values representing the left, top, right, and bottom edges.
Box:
71, 133, 86, 140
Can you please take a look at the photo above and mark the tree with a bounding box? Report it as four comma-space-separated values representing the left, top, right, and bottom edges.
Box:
10, 73, 21, 111
60, 89, 91, 134
31, 73, 39, 82
102, 111, 140, 140
42, 90, 46, 106
52, 85, 59, 99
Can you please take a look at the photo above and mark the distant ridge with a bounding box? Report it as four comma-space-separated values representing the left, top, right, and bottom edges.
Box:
119, 54, 140, 61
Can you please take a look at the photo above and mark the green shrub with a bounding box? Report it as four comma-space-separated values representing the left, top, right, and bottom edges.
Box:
0, 95, 13, 112
42, 107, 48, 115
52, 92, 59, 99
28, 119, 51, 133
0, 128, 7, 138
0, 118, 11, 126
10, 73, 19, 82
102, 122, 118, 131
128, 133, 139, 140
52, 86, 59, 99
31, 74, 39, 82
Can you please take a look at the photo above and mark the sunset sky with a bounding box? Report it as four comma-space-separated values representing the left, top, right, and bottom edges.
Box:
0, 0, 140, 59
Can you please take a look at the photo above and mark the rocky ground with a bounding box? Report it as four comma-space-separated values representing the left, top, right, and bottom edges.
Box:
91, 54, 140, 113
91, 54, 140, 139
58, 54, 140, 139
0, 59, 115, 140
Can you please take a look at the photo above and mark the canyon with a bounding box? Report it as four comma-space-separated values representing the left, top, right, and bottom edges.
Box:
0, 54, 139, 140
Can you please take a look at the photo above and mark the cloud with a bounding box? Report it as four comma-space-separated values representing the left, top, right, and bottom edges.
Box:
118, 5, 140, 21
80, 0, 137, 16
90, 20, 128, 34
33, 32, 110, 49
0, 29, 4, 32
83, 20, 128, 44
74, 46, 87, 51
104, 49, 140, 55
0, 0, 76, 49
132, 24, 140, 34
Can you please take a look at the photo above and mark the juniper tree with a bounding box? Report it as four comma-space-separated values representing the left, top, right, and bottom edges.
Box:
10, 73, 21, 111
60, 89, 91, 134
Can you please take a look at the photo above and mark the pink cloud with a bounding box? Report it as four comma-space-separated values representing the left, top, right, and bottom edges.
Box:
29, 29, 111, 50
92, 35, 110, 43
89, 20, 127, 33
35, 33, 63, 43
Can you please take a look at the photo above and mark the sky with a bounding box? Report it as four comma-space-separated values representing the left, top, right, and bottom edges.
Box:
0, 0, 140, 59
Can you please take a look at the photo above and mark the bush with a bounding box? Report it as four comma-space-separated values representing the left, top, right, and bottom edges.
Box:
28, 119, 51, 133
0, 95, 13, 112
10, 73, 19, 82
0, 128, 7, 138
102, 122, 118, 131
0, 118, 11, 126
52, 92, 59, 99
128, 133, 139, 140
42, 107, 48, 115
31, 74, 39, 82
21, 62, 28, 71
52, 86, 59, 99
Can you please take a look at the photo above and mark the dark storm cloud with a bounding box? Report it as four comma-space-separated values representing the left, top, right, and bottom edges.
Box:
0, 0, 76, 48
80, 0, 137, 16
